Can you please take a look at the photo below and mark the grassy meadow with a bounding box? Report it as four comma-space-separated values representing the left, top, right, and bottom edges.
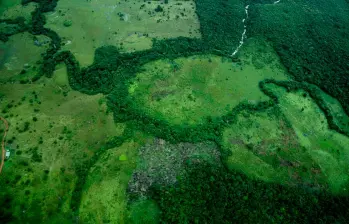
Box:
45, 0, 200, 66
0, 0, 36, 21
128, 38, 289, 126
79, 137, 149, 224
0, 32, 49, 82
223, 83, 349, 195
0, 68, 125, 222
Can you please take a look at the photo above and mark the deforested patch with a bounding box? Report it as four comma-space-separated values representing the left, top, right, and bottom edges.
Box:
127, 139, 221, 198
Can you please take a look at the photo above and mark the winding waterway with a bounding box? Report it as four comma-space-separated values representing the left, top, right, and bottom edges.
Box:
231, 0, 281, 56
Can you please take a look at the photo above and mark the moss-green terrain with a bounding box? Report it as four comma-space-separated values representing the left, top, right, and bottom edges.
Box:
0, 32, 49, 81
0, 72, 126, 222
223, 85, 349, 195
79, 139, 145, 223
129, 38, 289, 125
1, 0, 349, 223
45, 0, 200, 66
0, 0, 35, 20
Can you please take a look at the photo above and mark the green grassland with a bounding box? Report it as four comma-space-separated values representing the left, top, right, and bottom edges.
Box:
0, 68, 125, 222
79, 138, 148, 224
269, 84, 349, 194
0, 32, 50, 82
79, 138, 221, 223
0, 0, 35, 21
223, 107, 297, 183
45, 0, 200, 66
128, 38, 289, 126
223, 83, 349, 195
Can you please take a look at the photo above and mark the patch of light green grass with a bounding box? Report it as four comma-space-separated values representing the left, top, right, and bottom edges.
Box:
0, 69, 125, 221
223, 108, 294, 183
267, 83, 349, 194
45, 0, 200, 66
129, 47, 289, 126
79, 136, 151, 223
51, 64, 70, 87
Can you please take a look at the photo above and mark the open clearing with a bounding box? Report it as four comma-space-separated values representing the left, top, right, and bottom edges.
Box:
129, 38, 289, 126
0, 32, 50, 82
223, 83, 349, 195
0, 0, 36, 21
45, 0, 200, 66
0, 69, 124, 222
268, 84, 349, 194
79, 137, 148, 224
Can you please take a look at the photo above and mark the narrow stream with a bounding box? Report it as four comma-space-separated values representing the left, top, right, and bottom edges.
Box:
231, 0, 281, 56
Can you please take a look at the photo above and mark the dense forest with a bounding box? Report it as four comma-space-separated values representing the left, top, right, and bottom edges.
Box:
249, 0, 349, 114
151, 162, 349, 223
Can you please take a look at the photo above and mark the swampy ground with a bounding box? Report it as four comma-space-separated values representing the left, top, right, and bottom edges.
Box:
1, 0, 349, 223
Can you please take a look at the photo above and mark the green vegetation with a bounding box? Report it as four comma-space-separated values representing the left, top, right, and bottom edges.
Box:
0, 69, 125, 222
268, 84, 349, 194
45, 0, 200, 65
127, 199, 159, 224
195, 0, 245, 54
154, 5, 163, 13
0, 32, 48, 82
79, 137, 147, 223
62, 20, 71, 27
249, 0, 349, 115
128, 53, 287, 126
0, 16, 27, 41
1, 0, 349, 223
151, 162, 349, 223
128, 139, 221, 200
222, 92, 349, 194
